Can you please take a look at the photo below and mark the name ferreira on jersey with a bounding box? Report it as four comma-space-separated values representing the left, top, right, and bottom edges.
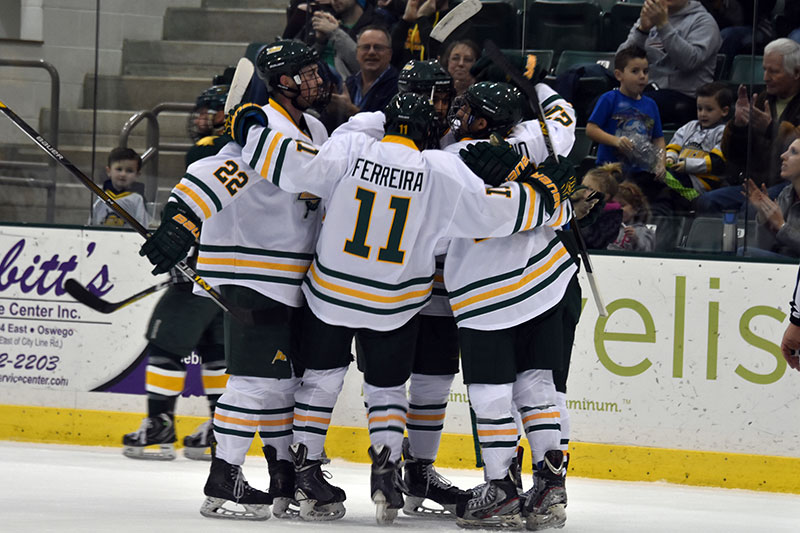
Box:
351, 158, 425, 192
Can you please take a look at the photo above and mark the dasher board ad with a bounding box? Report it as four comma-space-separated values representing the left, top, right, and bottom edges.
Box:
0, 225, 161, 392
333, 254, 800, 457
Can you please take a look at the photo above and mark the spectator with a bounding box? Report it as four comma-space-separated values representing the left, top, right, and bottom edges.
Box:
440, 39, 479, 96
618, 0, 721, 126
579, 163, 625, 249
665, 81, 732, 197
327, 26, 399, 123
698, 38, 800, 215
310, 0, 393, 79
742, 136, 800, 258
186, 84, 230, 166
88, 147, 149, 228
391, 0, 475, 67
587, 47, 666, 182
715, 0, 777, 66
608, 181, 657, 252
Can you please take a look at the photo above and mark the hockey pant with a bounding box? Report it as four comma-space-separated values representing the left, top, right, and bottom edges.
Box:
213, 374, 299, 465
513, 369, 561, 465
407, 373, 455, 461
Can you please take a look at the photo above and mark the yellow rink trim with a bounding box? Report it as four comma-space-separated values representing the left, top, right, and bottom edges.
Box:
1, 404, 798, 494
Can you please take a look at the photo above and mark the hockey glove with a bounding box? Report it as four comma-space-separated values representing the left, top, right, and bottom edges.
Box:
471, 50, 546, 84
139, 201, 201, 275
535, 155, 577, 204
459, 138, 523, 187
224, 102, 269, 147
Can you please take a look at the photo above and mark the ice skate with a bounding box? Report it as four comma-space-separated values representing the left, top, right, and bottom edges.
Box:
522, 450, 567, 531
456, 472, 522, 530
263, 444, 299, 519
368, 444, 405, 524
200, 456, 272, 520
401, 438, 464, 518
289, 442, 346, 521
183, 419, 213, 461
121, 413, 176, 460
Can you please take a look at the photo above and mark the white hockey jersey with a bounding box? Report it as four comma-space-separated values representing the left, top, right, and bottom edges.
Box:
169, 99, 328, 307
443, 117, 578, 331
241, 127, 555, 331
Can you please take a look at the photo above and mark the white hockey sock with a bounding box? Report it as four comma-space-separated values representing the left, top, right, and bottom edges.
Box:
214, 375, 299, 465
364, 382, 408, 463
407, 373, 454, 461
293, 367, 348, 461
513, 369, 560, 465
556, 391, 569, 452
468, 383, 518, 481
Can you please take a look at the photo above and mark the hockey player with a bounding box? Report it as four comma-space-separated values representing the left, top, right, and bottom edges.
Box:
444, 81, 577, 530
122, 83, 233, 462
334, 59, 467, 518
139, 40, 331, 521
227, 91, 570, 524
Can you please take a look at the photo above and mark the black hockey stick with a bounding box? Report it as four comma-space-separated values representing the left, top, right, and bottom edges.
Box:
483, 41, 608, 316
0, 99, 254, 324
64, 278, 170, 314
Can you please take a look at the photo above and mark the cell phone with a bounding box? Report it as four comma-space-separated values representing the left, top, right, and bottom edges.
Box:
584, 189, 601, 202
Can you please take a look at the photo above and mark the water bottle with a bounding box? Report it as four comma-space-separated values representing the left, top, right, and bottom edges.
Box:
722, 210, 737, 253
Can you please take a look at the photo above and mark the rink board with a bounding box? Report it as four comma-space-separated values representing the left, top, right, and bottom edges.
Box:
1, 225, 799, 493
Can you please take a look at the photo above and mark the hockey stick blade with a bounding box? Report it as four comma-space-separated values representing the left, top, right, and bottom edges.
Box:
429, 0, 482, 42
482, 42, 608, 316
0, 99, 255, 324
225, 57, 255, 114
64, 279, 171, 314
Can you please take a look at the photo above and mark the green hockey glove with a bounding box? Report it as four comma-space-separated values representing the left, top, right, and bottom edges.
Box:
459, 138, 522, 187
139, 201, 201, 275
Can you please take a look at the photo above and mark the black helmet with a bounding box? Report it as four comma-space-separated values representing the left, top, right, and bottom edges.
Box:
188, 85, 230, 141
398, 60, 454, 96
194, 85, 229, 112
383, 93, 438, 150
453, 81, 524, 139
256, 40, 320, 95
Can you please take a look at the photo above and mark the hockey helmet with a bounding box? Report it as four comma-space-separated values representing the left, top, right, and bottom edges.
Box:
383, 93, 438, 150
256, 40, 320, 93
188, 84, 230, 141
450, 81, 524, 140
398, 60, 454, 137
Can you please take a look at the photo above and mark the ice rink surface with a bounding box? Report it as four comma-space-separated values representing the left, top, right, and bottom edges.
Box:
2, 441, 798, 533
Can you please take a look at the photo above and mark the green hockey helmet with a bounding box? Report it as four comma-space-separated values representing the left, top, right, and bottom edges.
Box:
450, 81, 524, 140
383, 93, 438, 150
195, 85, 229, 111
398, 59, 454, 96
188, 84, 230, 141
256, 40, 322, 109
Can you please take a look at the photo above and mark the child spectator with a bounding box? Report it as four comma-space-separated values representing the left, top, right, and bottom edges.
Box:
579, 163, 625, 249
664, 81, 733, 200
588, 46, 679, 216
608, 181, 656, 252
88, 147, 149, 228
586, 46, 666, 181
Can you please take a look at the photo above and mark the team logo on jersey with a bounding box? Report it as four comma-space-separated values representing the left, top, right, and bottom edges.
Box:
272, 350, 287, 364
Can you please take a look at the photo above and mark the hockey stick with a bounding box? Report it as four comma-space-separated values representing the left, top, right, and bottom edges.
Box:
483, 40, 608, 316
64, 278, 170, 314
0, 99, 255, 324
429, 0, 482, 43
224, 57, 255, 114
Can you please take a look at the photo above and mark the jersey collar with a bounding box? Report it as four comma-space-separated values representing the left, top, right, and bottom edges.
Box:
269, 98, 312, 140
380, 135, 420, 150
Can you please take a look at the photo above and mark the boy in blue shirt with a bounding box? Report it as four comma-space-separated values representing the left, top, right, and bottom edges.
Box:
587, 46, 665, 179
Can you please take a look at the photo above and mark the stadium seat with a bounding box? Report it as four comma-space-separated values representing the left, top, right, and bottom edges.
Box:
678, 217, 724, 252
651, 215, 689, 252
527, 1, 603, 59
553, 50, 616, 76
567, 127, 594, 167
501, 49, 555, 77
728, 55, 763, 85
470, 0, 522, 50
604, 2, 642, 51
244, 42, 267, 63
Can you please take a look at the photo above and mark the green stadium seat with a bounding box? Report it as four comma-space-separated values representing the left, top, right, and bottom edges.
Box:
527, 1, 603, 59
470, 0, 522, 50
554, 50, 616, 76
604, 2, 641, 51
728, 55, 763, 85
